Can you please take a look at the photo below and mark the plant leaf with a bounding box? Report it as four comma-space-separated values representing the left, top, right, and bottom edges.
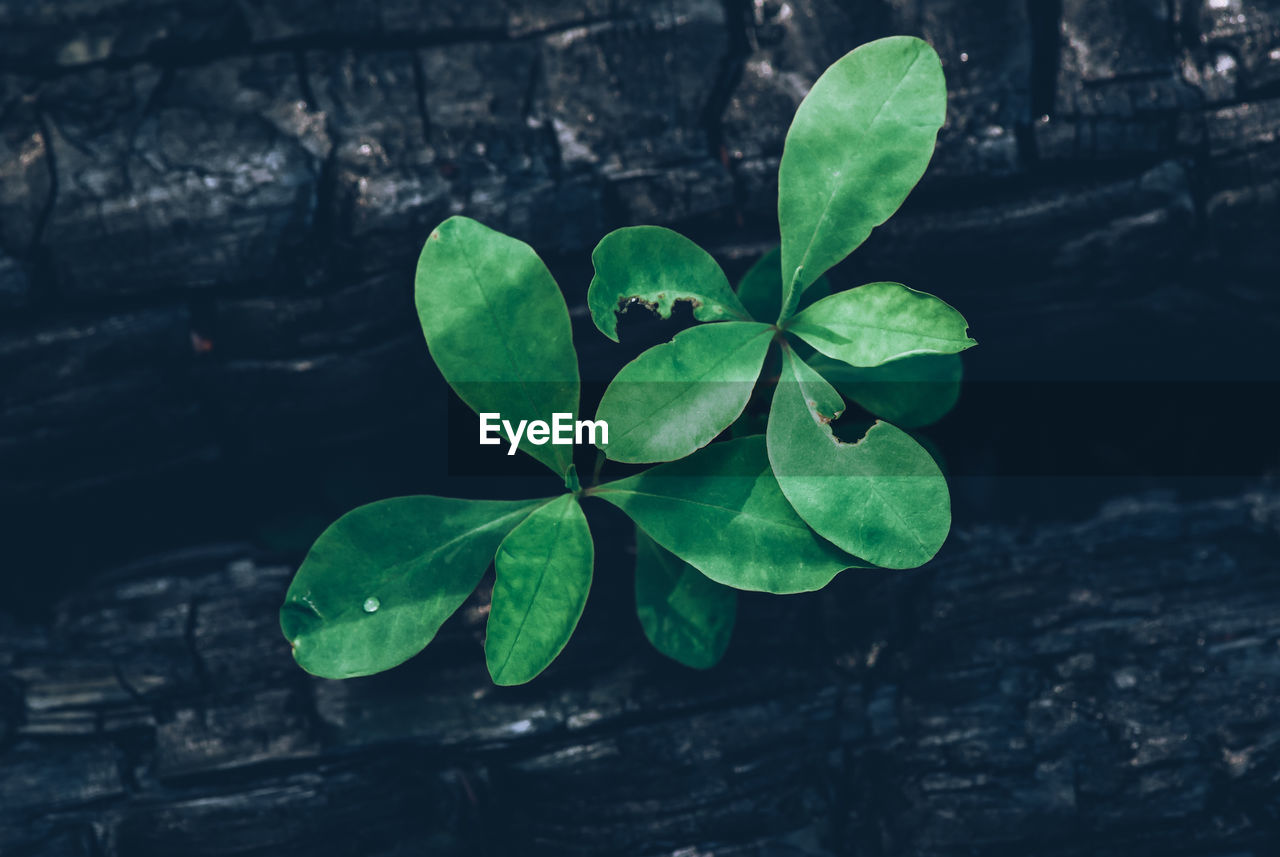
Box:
588, 226, 750, 341
787, 281, 975, 368
416, 216, 579, 476
280, 496, 546, 679
595, 321, 774, 463
486, 494, 593, 685
809, 352, 962, 428
635, 527, 736, 669
768, 348, 949, 569
736, 246, 829, 323
777, 36, 946, 318
591, 435, 866, 593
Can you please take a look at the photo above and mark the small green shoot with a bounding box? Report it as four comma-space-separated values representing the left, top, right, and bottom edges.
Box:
281, 36, 975, 683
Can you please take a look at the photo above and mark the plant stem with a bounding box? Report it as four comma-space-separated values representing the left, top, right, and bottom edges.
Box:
590, 450, 605, 487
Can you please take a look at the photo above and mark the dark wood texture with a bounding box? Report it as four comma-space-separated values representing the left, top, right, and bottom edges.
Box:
3, 490, 1280, 855
2, 1, 1279, 853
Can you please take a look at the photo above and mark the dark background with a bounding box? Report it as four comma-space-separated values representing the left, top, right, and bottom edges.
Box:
2, 1, 1279, 854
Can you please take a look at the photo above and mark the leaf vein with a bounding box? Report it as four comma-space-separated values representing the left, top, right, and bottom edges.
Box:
608, 326, 770, 444
787, 46, 928, 297
457, 249, 570, 473
491, 500, 574, 680
599, 487, 812, 534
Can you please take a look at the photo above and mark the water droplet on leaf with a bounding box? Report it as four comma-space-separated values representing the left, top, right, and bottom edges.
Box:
363, 597, 380, 613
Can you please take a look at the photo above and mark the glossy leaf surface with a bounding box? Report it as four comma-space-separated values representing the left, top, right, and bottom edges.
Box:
736, 246, 829, 323
809, 352, 962, 428
595, 321, 774, 463
777, 36, 946, 318
635, 528, 736, 669
787, 282, 975, 368
281, 496, 544, 679
486, 495, 594, 685
592, 436, 865, 593
415, 216, 579, 476
588, 226, 750, 341
768, 348, 949, 569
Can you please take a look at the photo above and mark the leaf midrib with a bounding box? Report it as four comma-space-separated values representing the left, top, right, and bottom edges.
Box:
490, 499, 575, 682
784, 46, 927, 302
608, 325, 771, 445
595, 486, 813, 534
457, 246, 572, 474
862, 476, 933, 556
306, 501, 547, 630
799, 315, 971, 346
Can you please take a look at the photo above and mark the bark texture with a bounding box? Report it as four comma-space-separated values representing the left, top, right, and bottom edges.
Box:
3, 0, 1279, 510
4, 491, 1280, 855
2, 1, 1279, 854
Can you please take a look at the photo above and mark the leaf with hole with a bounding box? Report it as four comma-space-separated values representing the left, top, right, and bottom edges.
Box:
768, 348, 950, 569
282, 35, 975, 687
588, 226, 751, 341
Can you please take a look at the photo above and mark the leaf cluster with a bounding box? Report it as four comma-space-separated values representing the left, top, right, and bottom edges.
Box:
280, 37, 975, 682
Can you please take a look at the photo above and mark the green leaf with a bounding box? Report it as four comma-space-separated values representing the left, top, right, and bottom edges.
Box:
635, 528, 736, 669
787, 282, 975, 368
591, 435, 865, 593
809, 352, 962, 428
588, 226, 750, 342
736, 246, 829, 323
777, 36, 946, 318
768, 348, 950, 569
280, 496, 545, 679
486, 494, 594, 685
415, 216, 579, 476
595, 321, 774, 463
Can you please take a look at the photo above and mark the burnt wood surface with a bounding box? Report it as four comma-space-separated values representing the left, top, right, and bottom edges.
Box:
2, 0, 1279, 854
3, 490, 1280, 855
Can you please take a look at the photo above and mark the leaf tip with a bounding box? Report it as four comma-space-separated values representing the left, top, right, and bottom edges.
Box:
486, 660, 534, 687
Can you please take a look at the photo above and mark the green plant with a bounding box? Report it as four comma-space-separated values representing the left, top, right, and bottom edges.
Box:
279, 36, 975, 682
